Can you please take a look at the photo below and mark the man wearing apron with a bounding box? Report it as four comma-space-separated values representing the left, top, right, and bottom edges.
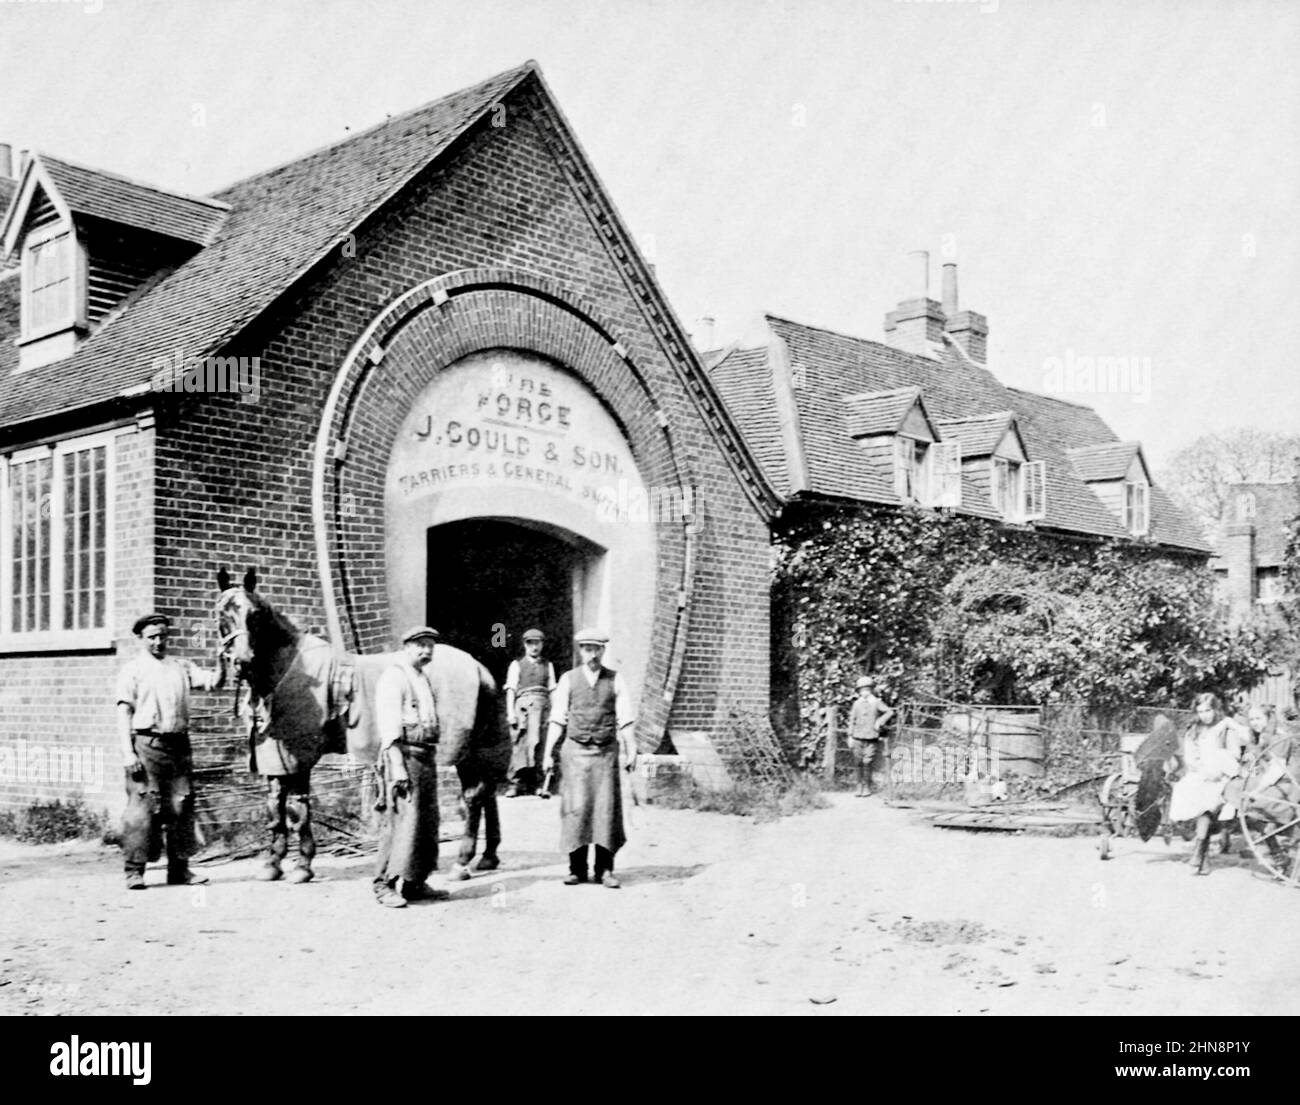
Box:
542, 628, 636, 888
504, 628, 556, 796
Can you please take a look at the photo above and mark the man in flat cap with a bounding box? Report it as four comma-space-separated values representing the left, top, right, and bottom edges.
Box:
372, 626, 447, 908
847, 676, 895, 798
541, 629, 636, 888
116, 613, 226, 889
503, 628, 556, 797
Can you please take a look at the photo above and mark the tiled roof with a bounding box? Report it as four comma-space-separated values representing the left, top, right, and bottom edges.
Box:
39, 155, 230, 246
707, 345, 790, 495
1067, 441, 1141, 482
0, 177, 15, 231
842, 387, 921, 438
706, 315, 1210, 552
1007, 388, 1210, 551
935, 411, 1014, 457
0, 61, 535, 428
1215, 482, 1300, 567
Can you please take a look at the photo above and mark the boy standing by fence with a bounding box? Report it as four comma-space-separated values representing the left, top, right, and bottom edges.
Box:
848, 676, 894, 797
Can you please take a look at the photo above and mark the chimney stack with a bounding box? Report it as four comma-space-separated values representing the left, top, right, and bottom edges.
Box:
883, 250, 946, 357
939, 261, 989, 363
0, 144, 11, 180
1223, 522, 1257, 624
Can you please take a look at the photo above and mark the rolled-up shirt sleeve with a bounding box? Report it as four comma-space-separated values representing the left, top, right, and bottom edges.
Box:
376, 668, 404, 750
613, 672, 634, 730
549, 672, 571, 727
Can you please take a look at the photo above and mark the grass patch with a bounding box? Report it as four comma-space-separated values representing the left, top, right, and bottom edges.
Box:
0, 798, 109, 845
653, 773, 829, 822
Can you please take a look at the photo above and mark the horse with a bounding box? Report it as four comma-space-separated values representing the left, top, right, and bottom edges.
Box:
215, 568, 509, 883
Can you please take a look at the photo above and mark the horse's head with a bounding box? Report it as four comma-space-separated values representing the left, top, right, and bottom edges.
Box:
215, 567, 263, 669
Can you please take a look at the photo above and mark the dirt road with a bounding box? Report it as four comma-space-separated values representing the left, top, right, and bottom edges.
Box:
1, 794, 1295, 1016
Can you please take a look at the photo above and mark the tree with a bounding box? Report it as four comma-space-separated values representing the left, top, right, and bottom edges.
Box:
1159, 429, 1300, 539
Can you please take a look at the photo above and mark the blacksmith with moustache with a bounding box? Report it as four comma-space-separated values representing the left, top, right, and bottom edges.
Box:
117, 613, 225, 889
541, 628, 636, 887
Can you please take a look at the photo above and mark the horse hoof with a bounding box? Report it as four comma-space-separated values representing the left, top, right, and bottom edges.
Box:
286, 866, 313, 884
257, 864, 283, 882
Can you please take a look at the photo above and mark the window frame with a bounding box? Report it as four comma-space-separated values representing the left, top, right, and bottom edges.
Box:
894, 435, 930, 503
19, 220, 87, 344
991, 456, 1022, 521
1123, 479, 1150, 537
0, 429, 116, 651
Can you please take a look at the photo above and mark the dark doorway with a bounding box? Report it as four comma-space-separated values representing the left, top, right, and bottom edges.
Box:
426, 519, 581, 686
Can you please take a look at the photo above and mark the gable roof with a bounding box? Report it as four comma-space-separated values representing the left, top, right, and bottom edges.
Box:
842, 386, 925, 438
706, 314, 1210, 553
935, 411, 1017, 457
28, 155, 229, 246
1067, 440, 1148, 483
0, 61, 535, 429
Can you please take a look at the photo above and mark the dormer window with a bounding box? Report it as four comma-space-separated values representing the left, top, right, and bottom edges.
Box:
991, 458, 1046, 523
895, 437, 926, 501
895, 437, 961, 506
1124, 479, 1149, 536
22, 224, 78, 339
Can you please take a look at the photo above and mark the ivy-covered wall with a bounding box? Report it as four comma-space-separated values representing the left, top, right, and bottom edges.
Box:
772, 502, 1275, 759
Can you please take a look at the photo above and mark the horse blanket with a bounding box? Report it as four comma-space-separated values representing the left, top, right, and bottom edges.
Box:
246, 634, 351, 776
344, 644, 510, 778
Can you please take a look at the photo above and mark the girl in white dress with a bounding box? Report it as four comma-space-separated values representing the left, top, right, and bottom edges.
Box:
1169, 693, 1248, 875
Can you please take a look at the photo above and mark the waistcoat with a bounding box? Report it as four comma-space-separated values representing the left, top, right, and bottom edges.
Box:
568, 667, 617, 746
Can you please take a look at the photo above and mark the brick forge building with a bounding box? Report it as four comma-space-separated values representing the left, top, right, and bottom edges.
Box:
0, 62, 779, 817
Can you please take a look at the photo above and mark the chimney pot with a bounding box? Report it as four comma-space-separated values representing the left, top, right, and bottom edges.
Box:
907, 249, 930, 298
942, 262, 958, 318
695, 315, 716, 351
0, 144, 11, 180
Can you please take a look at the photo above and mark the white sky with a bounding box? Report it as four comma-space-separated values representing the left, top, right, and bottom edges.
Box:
2, 0, 1297, 469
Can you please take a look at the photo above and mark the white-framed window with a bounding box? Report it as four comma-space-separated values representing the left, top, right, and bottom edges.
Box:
895, 436, 927, 502
1123, 479, 1149, 536
992, 458, 1047, 522
0, 430, 115, 648
928, 440, 962, 507
21, 223, 83, 341
1024, 461, 1047, 521
992, 457, 1021, 519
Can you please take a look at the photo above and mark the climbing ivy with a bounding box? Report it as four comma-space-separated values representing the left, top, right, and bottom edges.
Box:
772, 504, 1273, 751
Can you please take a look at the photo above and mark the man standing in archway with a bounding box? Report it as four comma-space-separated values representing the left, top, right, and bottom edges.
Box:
505, 628, 556, 797
542, 629, 636, 887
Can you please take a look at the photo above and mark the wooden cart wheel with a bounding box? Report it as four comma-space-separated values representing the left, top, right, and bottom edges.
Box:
1237, 737, 1300, 886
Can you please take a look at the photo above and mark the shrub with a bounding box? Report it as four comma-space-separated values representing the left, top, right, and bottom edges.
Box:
0, 798, 108, 845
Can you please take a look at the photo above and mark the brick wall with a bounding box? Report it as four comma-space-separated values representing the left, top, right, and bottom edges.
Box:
147, 87, 770, 751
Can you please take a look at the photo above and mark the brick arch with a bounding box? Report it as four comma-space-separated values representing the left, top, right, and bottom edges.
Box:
312, 269, 696, 742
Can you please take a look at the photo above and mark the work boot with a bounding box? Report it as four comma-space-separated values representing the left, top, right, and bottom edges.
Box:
475, 855, 500, 872
563, 873, 588, 885
598, 872, 621, 889
167, 867, 209, 886
125, 872, 146, 890
402, 882, 449, 902
375, 886, 407, 909
257, 860, 283, 882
